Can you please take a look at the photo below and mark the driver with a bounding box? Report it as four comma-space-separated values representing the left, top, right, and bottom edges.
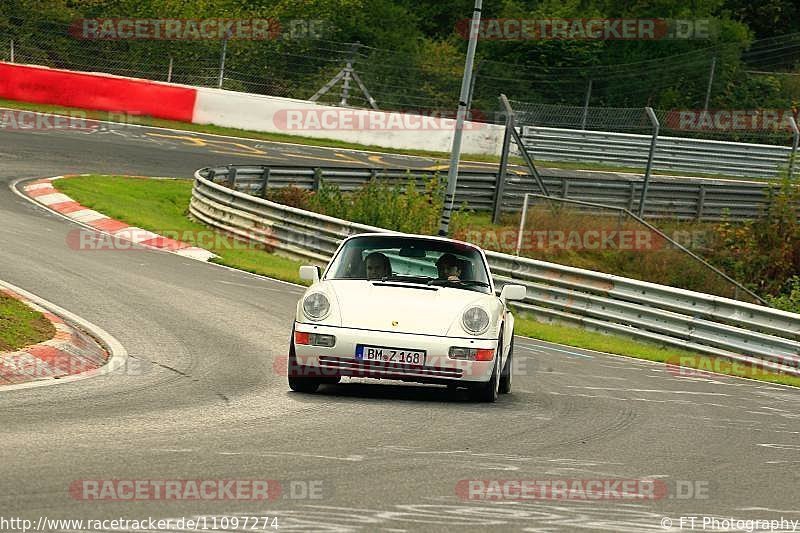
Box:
365, 252, 392, 279
435, 253, 462, 281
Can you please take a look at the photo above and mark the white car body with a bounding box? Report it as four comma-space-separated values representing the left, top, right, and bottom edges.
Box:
289, 233, 526, 401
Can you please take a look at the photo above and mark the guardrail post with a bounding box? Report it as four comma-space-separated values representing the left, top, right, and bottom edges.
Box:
627, 182, 636, 212
260, 167, 271, 198
789, 116, 799, 180
313, 168, 323, 191
696, 185, 706, 220
561, 179, 569, 198
492, 108, 514, 224
228, 165, 238, 189
638, 107, 660, 217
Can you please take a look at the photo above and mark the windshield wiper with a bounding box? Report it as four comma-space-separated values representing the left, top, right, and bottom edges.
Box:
379, 275, 432, 283
426, 279, 491, 288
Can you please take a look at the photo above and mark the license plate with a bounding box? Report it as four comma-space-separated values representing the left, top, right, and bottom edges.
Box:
355, 344, 426, 367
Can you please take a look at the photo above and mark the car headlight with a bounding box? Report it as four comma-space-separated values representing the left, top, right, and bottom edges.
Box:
462, 306, 490, 335
303, 292, 330, 320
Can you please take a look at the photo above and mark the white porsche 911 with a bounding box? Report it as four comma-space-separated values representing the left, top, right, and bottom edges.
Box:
288, 233, 527, 402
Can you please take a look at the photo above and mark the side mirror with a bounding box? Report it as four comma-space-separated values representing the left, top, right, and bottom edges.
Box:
500, 284, 527, 302
299, 265, 320, 283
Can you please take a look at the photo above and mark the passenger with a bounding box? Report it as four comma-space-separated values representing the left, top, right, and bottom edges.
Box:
365, 252, 392, 279
436, 253, 462, 281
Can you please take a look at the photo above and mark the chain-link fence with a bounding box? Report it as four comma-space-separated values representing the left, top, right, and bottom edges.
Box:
0, 19, 465, 114
509, 100, 799, 146
506, 98, 798, 181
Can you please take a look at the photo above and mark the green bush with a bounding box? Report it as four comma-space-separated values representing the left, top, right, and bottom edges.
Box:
265, 186, 313, 210
711, 175, 800, 303
308, 175, 445, 235
766, 276, 800, 313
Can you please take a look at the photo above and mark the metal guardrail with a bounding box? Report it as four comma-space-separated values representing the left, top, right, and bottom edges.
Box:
521, 126, 797, 179
202, 163, 791, 222
191, 168, 800, 377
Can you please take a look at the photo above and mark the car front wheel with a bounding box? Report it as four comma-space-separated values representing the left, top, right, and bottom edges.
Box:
469, 335, 501, 403
499, 336, 513, 394
287, 330, 320, 393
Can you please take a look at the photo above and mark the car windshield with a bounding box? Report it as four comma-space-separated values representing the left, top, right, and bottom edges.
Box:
325, 235, 492, 294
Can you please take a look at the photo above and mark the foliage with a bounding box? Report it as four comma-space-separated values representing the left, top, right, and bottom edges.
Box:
765, 276, 800, 312
265, 185, 313, 210
1, 0, 796, 114
299, 175, 445, 235
711, 176, 800, 298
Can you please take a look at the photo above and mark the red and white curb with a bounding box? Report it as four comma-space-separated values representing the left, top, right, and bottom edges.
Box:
21, 175, 216, 261
0, 280, 127, 391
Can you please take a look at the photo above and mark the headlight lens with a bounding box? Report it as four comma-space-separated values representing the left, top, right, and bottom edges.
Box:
462, 306, 490, 335
303, 292, 330, 320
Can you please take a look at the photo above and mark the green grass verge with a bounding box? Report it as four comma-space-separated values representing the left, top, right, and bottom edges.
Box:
0, 294, 56, 351
54, 175, 308, 286
51, 175, 797, 388
0, 98, 770, 181
514, 314, 800, 387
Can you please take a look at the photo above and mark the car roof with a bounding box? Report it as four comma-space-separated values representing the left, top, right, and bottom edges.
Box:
342, 232, 485, 253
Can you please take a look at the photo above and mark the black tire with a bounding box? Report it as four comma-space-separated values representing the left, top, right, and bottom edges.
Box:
469, 335, 501, 403
287, 329, 320, 393
499, 336, 513, 394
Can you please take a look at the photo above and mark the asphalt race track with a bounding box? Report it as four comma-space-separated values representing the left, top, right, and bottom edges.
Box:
1, 116, 799, 532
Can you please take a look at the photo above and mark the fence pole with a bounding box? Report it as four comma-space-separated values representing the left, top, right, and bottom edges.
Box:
515, 194, 531, 256
9, 39, 14, 63
339, 42, 360, 107
703, 56, 716, 111
499, 94, 550, 197
339, 65, 352, 106
638, 107, 660, 217
789, 116, 799, 180
581, 79, 592, 130
492, 112, 514, 225
218, 36, 228, 89
167, 56, 173, 83
437, 0, 482, 236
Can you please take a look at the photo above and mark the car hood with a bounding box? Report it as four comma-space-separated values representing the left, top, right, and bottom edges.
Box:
328, 280, 491, 336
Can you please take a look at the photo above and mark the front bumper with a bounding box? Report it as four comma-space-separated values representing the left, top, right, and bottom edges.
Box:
292, 322, 498, 384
